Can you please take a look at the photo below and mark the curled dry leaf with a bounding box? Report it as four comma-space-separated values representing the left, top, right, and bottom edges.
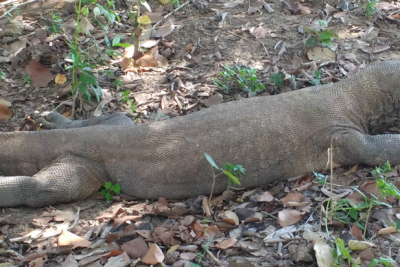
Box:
199, 93, 223, 107
142, 243, 165, 265
348, 240, 376, 251
280, 192, 303, 207
155, 21, 175, 38
377, 226, 397, 235
278, 209, 302, 227
221, 210, 239, 226
25, 60, 53, 88
243, 212, 263, 224
313, 239, 334, 267
215, 237, 237, 249
58, 229, 92, 248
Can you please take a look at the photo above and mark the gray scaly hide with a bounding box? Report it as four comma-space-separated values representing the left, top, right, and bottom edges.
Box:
1, 61, 400, 207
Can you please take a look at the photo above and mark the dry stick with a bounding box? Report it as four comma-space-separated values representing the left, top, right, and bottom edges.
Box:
0, 0, 39, 19
152, 1, 189, 30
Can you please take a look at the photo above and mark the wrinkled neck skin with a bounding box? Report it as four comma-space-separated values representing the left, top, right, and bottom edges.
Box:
350, 61, 400, 135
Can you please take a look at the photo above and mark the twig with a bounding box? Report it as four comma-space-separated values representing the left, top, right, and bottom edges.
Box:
206, 250, 222, 266
0, 0, 39, 20
152, 1, 189, 30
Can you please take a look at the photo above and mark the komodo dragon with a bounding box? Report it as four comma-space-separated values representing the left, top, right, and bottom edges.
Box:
1, 60, 400, 207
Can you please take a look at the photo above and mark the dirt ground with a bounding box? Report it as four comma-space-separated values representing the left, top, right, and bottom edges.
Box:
1, 0, 400, 266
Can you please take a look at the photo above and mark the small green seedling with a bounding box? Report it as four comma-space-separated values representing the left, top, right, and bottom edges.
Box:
121, 90, 136, 113
101, 181, 121, 201
47, 11, 63, 34
366, 0, 379, 19
313, 171, 327, 186
0, 71, 5, 80
204, 152, 245, 204
304, 20, 338, 50
214, 65, 265, 93
311, 70, 322, 85
23, 76, 31, 83
270, 73, 284, 89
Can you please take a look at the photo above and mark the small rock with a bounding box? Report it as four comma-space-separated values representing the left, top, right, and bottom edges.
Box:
288, 244, 314, 262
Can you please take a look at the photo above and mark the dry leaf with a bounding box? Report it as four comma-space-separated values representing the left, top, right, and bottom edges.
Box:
300, 5, 312, 14
243, 212, 263, 223
55, 74, 67, 85
221, 210, 239, 226
155, 21, 174, 38
204, 225, 220, 239
351, 224, 363, 241
145, 12, 163, 24
199, 93, 223, 107
136, 54, 158, 67
25, 60, 53, 88
104, 251, 131, 267
307, 47, 335, 63
256, 191, 274, 202
313, 239, 334, 267
224, 0, 243, 8
180, 252, 197, 260
215, 237, 237, 249
278, 209, 302, 227
121, 238, 149, 258
377, 226, 397, 235
142, 244, 165, 265
58, 229, 92, 248
0, 103, 12, 121
248, 0, 263, 14
138, 15, 151, 25
348, 240, 376, 250
280, 192, 303, 207
190, 220, 204, 238
251, 26, 272, 39
80, 17, 95, 32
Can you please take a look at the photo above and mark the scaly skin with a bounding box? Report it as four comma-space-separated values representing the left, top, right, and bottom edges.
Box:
1, 61, 400, 207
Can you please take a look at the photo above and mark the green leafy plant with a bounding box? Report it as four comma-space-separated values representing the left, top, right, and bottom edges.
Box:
121, 89, 136, 113
0, 71, 5, 80
23, 76, 31, 83
47, 11, 63, 34
311, 70, 322, 85
330, 162, 400, 238
332, 237, 394, 267
304, 20, 338, 50
313, 171, 327, 186
270, 73, 284, 89
104, 35, 131, 58
191, 238, 212, 267
214, 65, 265, 93
101, 181, 121, 201
366, 0, 379, 19
332, 238, 351, 266
204, 152, 245, 204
